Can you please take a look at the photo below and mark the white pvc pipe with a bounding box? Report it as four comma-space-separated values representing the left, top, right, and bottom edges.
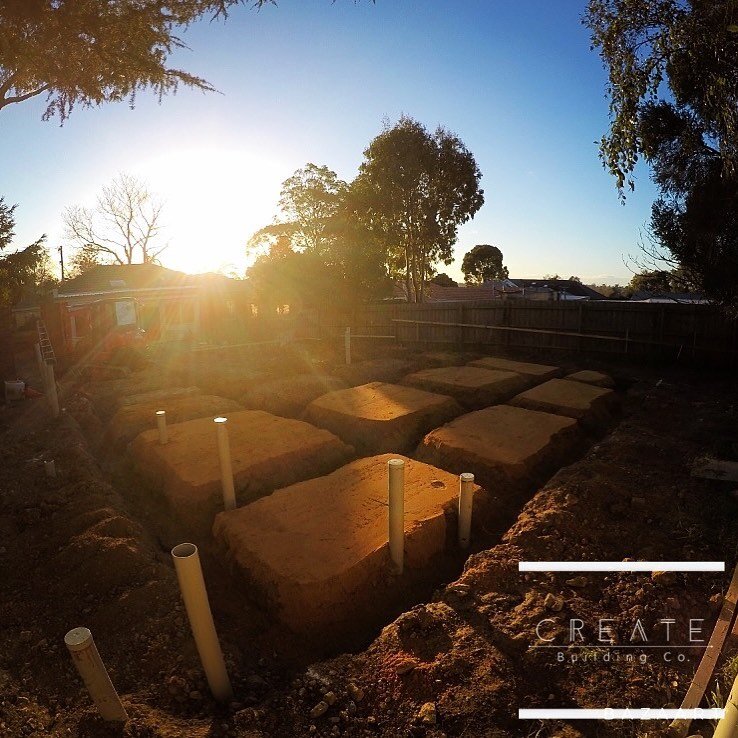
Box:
388, 458, 405, 574
344, 327, 351, 365
44, 460, 56, 478
458, 472, 474, 548
156, 410, 168, 444
214, 417, 236, 511
46, 361, 60, 417
64, 627, 128, 722
171, 543, 233, 702
714, 672, 738, 738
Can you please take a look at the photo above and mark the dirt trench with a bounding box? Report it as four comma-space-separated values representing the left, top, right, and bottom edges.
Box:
1, 350, 736, 738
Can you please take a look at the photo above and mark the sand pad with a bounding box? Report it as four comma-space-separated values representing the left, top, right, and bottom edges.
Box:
304, 382, 461, 454
416, 404, 580, 490
468, 356, 561, 380
213, 454, 480, 633
118, 386, 201, 408
130, 410, 354, 525
108, 395, 242, 448
403, 365, 531, 409
241, 374, 347, 418
508, 378, 616, 430
566, 370, 615, 388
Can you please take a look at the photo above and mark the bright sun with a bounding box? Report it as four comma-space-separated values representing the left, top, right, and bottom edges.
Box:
131, 147, 286, 276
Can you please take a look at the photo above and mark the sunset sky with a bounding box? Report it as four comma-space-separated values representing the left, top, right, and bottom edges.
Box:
0, 0, 658, 285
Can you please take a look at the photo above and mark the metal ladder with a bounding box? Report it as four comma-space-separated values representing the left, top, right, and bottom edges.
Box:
37, 320, 56, 365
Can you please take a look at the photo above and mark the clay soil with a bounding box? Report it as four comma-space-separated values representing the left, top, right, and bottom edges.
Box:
2, 343, 738, 738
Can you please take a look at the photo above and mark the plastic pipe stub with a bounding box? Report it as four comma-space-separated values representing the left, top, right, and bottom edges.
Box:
171, 542, 198, 559
65, 627, 93, 652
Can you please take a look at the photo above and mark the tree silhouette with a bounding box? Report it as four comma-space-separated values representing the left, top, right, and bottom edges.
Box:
0, 198, 52, 307
63, 174, 166, 270
0, 2, 288, 120
430, 273, 457, 287
354, 116, 483, 302
585, 0, 738, 309
461, 244, 508, 284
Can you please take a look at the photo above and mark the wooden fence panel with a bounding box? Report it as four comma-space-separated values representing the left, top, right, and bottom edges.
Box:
294, 299, 737, 365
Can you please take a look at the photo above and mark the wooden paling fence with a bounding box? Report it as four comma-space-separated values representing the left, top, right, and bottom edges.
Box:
297, 299, 738, 365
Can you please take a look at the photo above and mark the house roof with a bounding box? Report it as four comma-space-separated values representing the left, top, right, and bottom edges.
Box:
426, 283, 503, 302
56, 264, 248, 300
11, 293, 43, 312
506, 279, 608, 300
57, 264, 197, 296
391, 282, 505, 302
389, 277, 608, 303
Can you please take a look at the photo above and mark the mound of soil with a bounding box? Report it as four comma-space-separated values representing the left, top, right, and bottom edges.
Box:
240, 374, 347, 418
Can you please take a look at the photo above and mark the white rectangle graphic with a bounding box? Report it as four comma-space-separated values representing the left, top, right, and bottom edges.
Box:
518, 561, 724, 572
519, 708, 724, 720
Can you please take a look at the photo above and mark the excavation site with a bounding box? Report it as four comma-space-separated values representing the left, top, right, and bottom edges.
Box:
3, 329, 738, 738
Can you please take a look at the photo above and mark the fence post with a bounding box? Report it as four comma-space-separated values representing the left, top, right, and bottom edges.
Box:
46, 361, 60, 417
34, 343, 46, 390
457, 304, 464, 350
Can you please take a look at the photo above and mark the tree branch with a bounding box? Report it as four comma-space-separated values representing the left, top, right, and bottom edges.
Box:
0, 84, 50, 109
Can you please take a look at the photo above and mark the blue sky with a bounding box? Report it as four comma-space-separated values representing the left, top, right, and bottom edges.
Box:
0, 0, 658, 284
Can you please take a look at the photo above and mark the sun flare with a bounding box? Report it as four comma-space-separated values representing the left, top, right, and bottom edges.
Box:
131, 146, 286, 276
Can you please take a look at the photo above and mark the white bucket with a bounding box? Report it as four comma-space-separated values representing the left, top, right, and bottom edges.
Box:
4, 380, 25, 403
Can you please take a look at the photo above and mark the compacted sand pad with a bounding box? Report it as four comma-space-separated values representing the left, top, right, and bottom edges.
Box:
402, 365, 531, 409
213, 454, 481, 634
304, 382, 461, 454
118, 386, 201, 408
468, 356, 562, 380
566, 369, 615, 388
130, 410, 354, 525
508, 378, 617, 430
241, 374, 347, 418
416, 404, 580, 490
108, 394, 243, 448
